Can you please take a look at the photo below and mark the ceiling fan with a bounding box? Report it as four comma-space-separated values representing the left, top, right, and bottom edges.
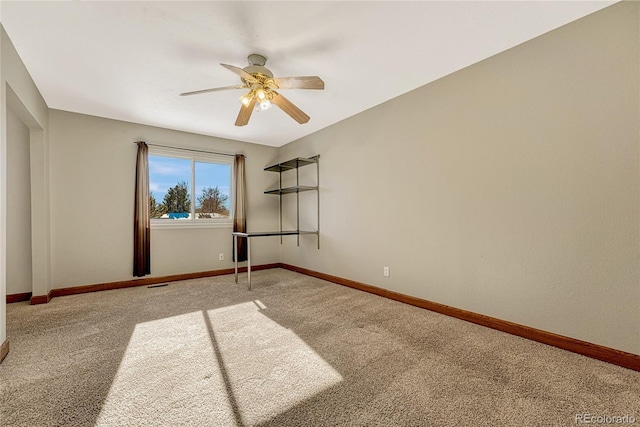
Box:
180, 53, 324, 127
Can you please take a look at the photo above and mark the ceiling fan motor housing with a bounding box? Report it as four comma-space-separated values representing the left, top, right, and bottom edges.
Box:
243, 65, 274, 78
243, 53, 273, 79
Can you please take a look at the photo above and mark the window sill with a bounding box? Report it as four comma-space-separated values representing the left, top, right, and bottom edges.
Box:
151, 221, 233, 230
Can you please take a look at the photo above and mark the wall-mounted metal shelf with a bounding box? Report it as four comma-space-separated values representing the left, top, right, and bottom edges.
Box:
264, 155, 320, 248
264, 157, 318, 172
264, 185, 318, 195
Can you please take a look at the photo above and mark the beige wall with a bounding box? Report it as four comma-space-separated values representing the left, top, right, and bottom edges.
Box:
278, 2, 640, 355
48, 110, 280, 288
6, 107, 32, 295
1, 26, 50, 347
1, 23, 5, 347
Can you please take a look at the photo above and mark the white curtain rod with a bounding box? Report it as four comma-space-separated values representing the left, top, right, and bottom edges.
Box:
133, 141, 244, 158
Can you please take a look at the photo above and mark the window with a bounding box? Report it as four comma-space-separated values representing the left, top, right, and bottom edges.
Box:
148, 146, 233, 227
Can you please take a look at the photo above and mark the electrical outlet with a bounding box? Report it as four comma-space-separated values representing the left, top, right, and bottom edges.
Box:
219, 253, 224, 261
383, 266, 390, 277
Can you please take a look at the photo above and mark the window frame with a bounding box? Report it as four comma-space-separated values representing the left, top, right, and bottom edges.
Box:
148, 146, 234, 229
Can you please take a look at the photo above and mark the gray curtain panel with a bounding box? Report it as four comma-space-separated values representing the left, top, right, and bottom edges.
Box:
233, 154, 247, 262
133, 141, 151, 277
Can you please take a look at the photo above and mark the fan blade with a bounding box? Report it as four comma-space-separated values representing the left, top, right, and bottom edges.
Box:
274, 76, 324, 90
220, 63, 257, 83
271, 93, 310, 124
180, 85, 245, 96
235, 97, 257, 126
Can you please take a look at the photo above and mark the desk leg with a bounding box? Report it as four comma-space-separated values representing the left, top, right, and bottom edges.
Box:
234, 235, 238, 283
247, 237, 252, 290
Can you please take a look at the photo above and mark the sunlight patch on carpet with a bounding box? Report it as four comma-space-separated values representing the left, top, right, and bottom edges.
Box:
95, 311, 236, 426
206, 301, 343, 425
95, 303, 342, 426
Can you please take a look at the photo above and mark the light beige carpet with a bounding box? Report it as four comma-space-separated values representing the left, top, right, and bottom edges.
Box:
1, 268, 638, 426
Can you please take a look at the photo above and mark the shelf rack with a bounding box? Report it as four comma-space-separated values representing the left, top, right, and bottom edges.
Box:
233, 155, 320, 289
263, 155, 320, 248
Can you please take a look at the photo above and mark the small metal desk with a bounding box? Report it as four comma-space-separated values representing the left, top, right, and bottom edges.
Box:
232, 231, 317, 289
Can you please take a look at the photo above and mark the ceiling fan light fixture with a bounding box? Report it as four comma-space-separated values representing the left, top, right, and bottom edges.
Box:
257, 100, 272, 112
239, 92, 252, 106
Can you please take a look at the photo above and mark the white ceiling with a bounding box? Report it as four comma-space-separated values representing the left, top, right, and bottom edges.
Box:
1, 1, 615, 147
